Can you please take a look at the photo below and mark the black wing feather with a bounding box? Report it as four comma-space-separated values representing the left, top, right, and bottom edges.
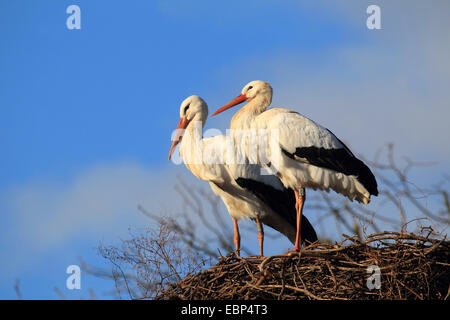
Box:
281, 141, 378, 197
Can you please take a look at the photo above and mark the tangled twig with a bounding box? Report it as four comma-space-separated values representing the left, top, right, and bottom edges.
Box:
156, 231, 450, 300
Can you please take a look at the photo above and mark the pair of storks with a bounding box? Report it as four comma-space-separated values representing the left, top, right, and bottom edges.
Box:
168, 81, 378, 256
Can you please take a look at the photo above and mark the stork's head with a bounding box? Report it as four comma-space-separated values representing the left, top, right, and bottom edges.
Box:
210, 80, 272, 117
179, 95, 208, 121
168, 95, 208, 160
241, 80, 272, 100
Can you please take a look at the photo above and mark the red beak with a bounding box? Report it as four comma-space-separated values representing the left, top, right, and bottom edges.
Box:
210, 94, 247, 117
168, 117, 191, 160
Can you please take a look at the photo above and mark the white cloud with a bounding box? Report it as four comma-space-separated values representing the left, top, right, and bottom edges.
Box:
0, 161, 203, 274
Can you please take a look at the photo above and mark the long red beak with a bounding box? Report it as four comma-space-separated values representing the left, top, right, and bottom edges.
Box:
168, 117, 190, 160
210, 94, 247, 117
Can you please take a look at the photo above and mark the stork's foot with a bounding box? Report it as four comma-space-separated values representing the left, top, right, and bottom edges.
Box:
227, 250, 242, 260
284, 246, 302, 256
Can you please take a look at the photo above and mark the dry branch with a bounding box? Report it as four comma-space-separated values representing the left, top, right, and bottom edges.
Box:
156, 232, 449, 300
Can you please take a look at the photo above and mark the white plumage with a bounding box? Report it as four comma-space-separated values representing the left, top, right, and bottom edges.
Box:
169, 95, 317, 256
252, 108, 372, 203
211, 80, 378, 251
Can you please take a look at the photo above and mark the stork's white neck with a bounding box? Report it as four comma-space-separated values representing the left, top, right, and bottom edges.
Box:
230, 93, 271, 130
179, 119, 211, 181
179, 119, 203, 162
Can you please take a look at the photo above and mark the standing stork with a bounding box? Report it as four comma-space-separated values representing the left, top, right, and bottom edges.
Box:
168, 95, 317, 257
210, 81, 378, 252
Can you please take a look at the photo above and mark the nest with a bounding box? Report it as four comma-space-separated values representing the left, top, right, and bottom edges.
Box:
156, 232, 450, 300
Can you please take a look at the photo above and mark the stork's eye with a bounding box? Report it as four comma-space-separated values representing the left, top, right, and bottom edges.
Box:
184, 104, 190, 114
248, 86, 253, 91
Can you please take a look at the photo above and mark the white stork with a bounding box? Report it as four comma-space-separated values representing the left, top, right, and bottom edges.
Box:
168, 95, 317, 256
210, 81, 378, 252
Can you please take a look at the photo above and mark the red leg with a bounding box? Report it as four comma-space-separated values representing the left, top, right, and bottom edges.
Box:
292, 187, 306, 252
232, 218, 241, 257
255, 218, 264, 257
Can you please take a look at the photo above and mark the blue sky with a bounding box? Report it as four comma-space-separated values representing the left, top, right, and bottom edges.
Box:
1, 1, 449, 299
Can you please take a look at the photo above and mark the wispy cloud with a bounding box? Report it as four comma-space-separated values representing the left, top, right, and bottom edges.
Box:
0, 162, 200, 275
